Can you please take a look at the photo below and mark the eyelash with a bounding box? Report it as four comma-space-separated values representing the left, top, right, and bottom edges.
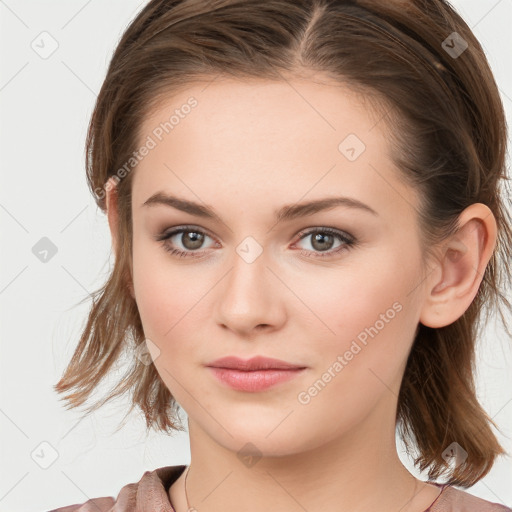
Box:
155, 224, 357, 260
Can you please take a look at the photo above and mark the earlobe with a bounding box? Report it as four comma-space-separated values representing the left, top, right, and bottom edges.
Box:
419, 203, 497, 328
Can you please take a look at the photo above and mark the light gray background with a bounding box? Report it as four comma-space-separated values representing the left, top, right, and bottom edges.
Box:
0, 1, 511, 511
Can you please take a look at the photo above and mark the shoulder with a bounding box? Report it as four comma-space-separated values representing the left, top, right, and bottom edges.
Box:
46, 496, 115, 512
45, 465, 187, 512
433, 484, 512, 511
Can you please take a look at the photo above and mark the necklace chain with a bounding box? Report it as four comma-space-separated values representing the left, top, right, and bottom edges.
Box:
184, 464, 191, 511
178, 464, 441, 512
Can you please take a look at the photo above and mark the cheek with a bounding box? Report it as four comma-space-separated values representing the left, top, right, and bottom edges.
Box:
299, 252, 419, 372
131, 237, 205, 342
294, 270, 417, 430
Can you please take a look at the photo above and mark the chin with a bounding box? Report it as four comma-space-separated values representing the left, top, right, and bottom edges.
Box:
199, 415, 318, 459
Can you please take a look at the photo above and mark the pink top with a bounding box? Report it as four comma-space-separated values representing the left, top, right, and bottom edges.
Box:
47, 465, 512, 512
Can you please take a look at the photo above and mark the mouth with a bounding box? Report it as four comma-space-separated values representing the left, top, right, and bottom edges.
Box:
205, 356, 307, 392
206, 367, 306, 392
205, 355, 307, 371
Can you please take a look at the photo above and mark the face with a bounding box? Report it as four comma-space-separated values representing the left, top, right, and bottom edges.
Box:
127, 76, 428, 456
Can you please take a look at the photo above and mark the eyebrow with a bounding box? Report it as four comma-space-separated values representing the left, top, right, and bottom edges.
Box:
142, 192, 378, 223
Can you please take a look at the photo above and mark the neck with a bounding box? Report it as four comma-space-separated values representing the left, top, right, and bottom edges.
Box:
171, 395, 441, 512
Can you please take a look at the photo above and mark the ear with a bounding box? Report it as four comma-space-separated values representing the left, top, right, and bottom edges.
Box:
105, 177, 136, 300
419, 203, 497, 328
105, 177, 120, 255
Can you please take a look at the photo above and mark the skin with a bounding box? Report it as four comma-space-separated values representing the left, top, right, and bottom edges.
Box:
106, 75, 497, 512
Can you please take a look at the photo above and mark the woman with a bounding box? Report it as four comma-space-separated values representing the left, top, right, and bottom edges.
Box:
50, 0, 512, 510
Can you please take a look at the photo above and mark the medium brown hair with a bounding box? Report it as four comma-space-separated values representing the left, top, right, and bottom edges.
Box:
54, 0, 512, 487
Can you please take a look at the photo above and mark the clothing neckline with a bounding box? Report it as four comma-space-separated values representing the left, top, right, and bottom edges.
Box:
422, 482, 450, 511
164, 467, 450, 512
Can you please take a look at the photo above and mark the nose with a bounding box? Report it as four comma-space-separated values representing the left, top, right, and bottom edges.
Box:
213, 249, 286, 338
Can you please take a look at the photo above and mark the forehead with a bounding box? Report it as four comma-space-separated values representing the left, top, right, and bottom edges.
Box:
139, 76, 384, 150
132, 77, 418, 222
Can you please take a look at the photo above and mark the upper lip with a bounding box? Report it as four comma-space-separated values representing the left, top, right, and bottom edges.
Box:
206, 356, 306, 371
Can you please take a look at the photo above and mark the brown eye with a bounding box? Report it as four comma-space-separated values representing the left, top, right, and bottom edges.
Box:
155, 226, 216, 258
294, 227, 356, 259
155, 225, 356, 260
180, 230, 205, 250
309, 231, 336, 252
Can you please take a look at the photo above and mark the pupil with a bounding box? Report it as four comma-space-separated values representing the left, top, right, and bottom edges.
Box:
312, 232, 333, 251
183, 231, 204, 249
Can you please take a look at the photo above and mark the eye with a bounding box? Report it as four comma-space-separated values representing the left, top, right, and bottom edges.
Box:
155, 225, 217, 259
292, 227, 356, 259
155, 225, 357, 260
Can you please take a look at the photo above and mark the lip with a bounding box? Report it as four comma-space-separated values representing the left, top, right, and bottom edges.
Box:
207, 367, 306, 392
205, 356, 307, 392
206, 355, 306, 371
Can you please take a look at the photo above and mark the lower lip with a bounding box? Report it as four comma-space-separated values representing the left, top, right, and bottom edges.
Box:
207, 367, 306, 392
